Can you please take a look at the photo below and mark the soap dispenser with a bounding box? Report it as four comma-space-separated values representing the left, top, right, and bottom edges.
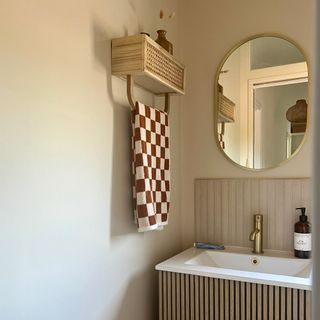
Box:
294, 207, 311, 259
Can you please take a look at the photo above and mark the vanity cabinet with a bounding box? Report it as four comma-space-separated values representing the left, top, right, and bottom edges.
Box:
158, 271, 311, 320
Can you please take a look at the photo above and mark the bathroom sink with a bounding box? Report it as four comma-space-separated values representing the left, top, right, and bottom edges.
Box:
186, 249, 310, 278
155, 246, 312, 290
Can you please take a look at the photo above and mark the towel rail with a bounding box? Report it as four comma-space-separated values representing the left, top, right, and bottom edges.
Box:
127, 75, 171, 114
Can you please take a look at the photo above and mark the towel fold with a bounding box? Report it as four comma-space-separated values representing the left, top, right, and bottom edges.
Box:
131, 102, 170, 232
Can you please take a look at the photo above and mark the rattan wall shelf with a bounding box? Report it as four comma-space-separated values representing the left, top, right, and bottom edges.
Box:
111, 34, 186, 112
217, 84, 235, 123
218, 91, 235, 122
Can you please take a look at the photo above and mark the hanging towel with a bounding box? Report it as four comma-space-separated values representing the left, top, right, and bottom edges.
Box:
131, 102, 170, 232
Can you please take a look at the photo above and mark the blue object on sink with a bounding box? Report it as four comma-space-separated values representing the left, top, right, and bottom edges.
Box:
194, 242, 225, 250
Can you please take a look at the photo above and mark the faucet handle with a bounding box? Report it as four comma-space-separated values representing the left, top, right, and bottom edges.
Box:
251, 214, 264, 254
253, 214, 263, 230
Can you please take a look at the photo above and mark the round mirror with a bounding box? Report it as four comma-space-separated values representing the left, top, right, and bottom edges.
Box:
215, 35, 309, 169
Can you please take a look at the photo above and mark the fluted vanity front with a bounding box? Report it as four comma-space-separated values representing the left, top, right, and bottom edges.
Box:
156, 247, 311, 319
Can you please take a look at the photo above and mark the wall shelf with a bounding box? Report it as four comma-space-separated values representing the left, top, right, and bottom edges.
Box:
217, 84, 235, 123
111, 34, 186, 111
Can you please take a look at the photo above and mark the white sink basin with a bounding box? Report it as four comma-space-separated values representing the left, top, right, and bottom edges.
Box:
155, 247, 312, 290
186, 250, 310, 278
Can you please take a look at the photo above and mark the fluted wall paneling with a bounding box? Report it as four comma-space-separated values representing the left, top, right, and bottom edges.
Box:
195, 178, 310, 251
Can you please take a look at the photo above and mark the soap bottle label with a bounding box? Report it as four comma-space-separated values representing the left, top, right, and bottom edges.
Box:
294, 233, 311, 251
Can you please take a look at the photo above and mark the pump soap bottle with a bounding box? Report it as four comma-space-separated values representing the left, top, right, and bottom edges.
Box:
294, 207, 311, 259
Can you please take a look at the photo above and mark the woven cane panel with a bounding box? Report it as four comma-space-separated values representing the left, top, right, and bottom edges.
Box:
111, 34, 185, 94
159, 271, 311, 320
145, 42, 185, 92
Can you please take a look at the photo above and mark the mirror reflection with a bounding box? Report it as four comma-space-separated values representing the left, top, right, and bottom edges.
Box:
216, 36, 308, 169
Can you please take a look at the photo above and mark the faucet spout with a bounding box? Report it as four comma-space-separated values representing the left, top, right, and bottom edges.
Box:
249, 214, 264, 254
249, 229, 260, 241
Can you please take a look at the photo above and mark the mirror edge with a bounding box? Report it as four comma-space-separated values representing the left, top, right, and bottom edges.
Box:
213, 32, 311, 171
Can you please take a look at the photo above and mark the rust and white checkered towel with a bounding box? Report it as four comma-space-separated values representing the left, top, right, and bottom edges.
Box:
131, 102, 170, 232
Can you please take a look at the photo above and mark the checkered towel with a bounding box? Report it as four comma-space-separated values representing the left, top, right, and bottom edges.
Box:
132, 102, 170, 232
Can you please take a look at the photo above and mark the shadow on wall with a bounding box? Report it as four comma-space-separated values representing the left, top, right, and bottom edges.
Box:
91, 20, 137, 238
114, 269, 158, 320
110, 102, 137, 237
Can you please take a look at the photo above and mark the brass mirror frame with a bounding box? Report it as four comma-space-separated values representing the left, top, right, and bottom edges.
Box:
214, 33, 311, 171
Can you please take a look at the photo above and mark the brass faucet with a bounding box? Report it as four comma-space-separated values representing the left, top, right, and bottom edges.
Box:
249, 214, 264, 254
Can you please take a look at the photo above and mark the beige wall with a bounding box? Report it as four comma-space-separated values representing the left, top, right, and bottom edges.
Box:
180, 0, 315, 247
0, 0, 316, 318
0, 0, 182, 319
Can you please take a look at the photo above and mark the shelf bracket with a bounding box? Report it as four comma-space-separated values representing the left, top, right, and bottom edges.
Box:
164, 93, 170, 114
126, 75, 171, 114
127, 75, 136, 110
